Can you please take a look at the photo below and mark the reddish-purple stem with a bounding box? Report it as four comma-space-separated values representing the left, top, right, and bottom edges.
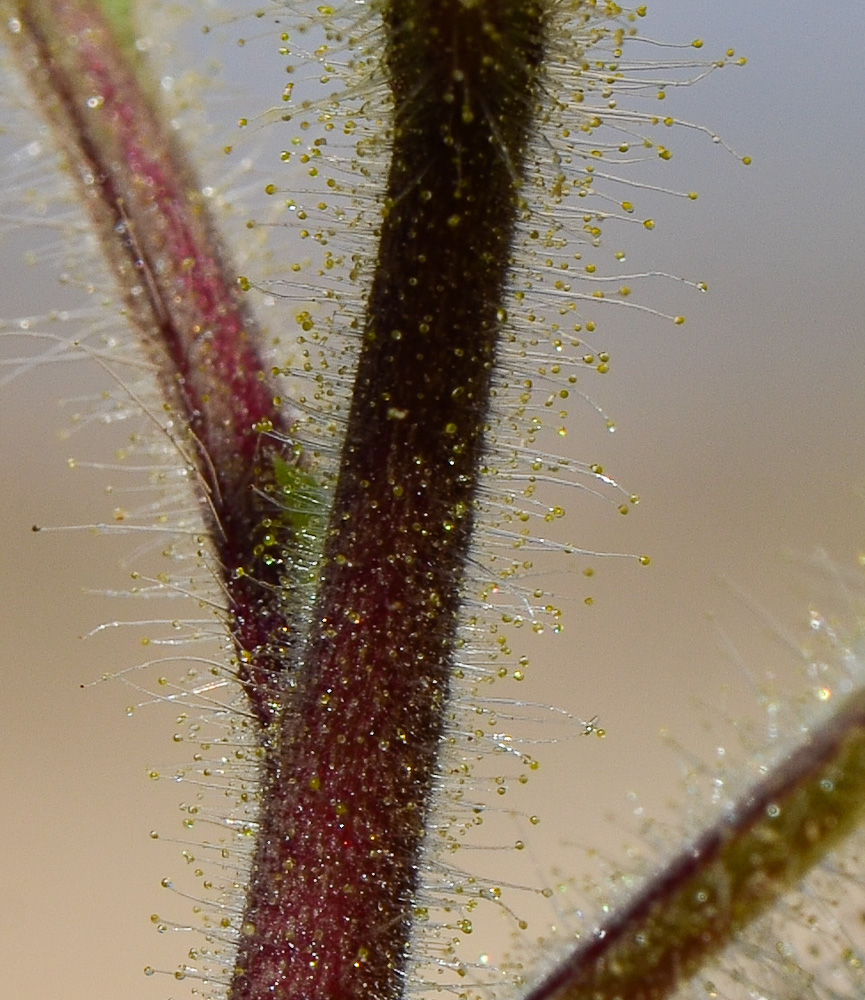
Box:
9, 0, 300, 722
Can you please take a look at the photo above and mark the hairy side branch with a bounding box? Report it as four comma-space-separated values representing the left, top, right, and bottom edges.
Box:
3, 0, 304, 721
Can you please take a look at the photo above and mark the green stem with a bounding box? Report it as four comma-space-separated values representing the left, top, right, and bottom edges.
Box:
523, 686, 865, 1000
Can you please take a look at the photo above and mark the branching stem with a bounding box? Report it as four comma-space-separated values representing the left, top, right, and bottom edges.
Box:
7, 3, 865, 1000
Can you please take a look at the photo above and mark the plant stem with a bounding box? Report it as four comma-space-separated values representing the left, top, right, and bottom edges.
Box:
230, 2, 548, 997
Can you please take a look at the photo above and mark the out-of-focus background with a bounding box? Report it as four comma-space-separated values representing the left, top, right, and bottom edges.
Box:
2, 2, 864, 998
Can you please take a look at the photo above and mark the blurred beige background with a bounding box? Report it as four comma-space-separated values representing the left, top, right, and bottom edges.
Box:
2, 2, 864, 998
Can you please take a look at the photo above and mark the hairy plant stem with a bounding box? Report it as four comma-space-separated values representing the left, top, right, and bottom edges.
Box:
230, 2, 548, 997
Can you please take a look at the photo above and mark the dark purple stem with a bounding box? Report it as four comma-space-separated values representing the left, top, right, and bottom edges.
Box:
229, 2, 547, 997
